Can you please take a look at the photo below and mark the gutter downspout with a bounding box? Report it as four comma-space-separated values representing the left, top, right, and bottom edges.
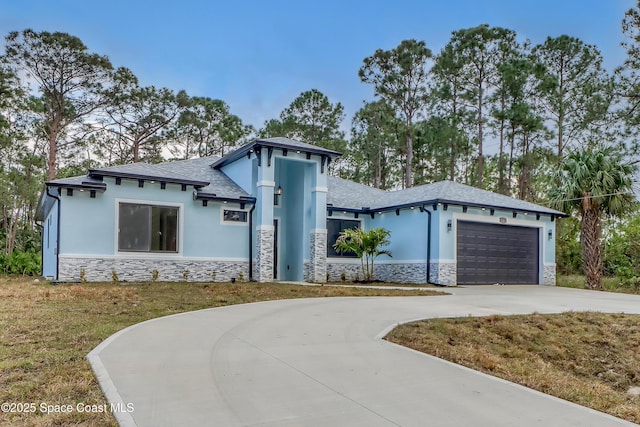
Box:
420, 206, 434, 285
46, 186, 61, 281
34, 219, 43, 277
248, 202, 256, 281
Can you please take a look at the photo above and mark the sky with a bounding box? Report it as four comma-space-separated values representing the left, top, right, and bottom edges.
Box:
0, 0, 635, 133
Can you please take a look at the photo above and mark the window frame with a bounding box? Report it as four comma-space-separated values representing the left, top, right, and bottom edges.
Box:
327, 217, 361, 258
115, 199, 183, 256
221, 207, 249, 225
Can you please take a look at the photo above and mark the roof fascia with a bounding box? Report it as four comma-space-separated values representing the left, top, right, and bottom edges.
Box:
88, 170, 209, 188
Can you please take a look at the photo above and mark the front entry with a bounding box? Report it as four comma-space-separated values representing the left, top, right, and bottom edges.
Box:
273, 219, 279, 279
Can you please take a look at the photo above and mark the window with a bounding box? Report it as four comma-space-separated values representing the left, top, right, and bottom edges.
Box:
118, 203, 178, 253
327, 218, 360, 257
223, 209, 248, 223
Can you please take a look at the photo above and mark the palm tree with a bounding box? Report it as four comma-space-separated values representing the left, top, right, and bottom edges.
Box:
334, 227, 392, 281
550, 146, 635, 290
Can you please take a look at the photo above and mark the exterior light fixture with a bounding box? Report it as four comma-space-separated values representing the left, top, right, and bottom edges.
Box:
276, 186, 283, 195
447, 220, 452, 232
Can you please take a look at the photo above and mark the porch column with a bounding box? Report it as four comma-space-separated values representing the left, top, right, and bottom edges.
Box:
308, 166, 328, 283
255, 149, 274, 282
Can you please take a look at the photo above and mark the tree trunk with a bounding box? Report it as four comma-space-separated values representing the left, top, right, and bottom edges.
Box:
580, 199, 603, 290
133, 141, 140, 163
47, 131, 58, 180
477, 84, 484, 189
373, 144, 382, 188
405, 128, 413, 188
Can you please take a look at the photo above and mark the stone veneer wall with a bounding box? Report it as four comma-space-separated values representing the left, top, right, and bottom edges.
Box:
255, 227, 274, 282
325, 260, 434, 284
325, 260, 362, 282
374, 263, 427, 284
429, 262, 457, 286
58, 256, 249, 282
306, 230, 327, 283
543, 264, 556, 286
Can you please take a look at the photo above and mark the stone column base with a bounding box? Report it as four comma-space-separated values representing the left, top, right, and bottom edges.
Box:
429, 262, 457, 286
307, 230, 327, 283
543, 264, 556, 286
255, 226, 274, 282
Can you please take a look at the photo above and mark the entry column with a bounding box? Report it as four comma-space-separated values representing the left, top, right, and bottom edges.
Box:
255, 148, 274, 282
308, 162, 327, 283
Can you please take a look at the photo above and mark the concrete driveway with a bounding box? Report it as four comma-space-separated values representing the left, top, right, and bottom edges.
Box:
89, 286, 640, 426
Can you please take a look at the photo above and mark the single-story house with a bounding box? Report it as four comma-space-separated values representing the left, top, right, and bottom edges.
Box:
35, 137, 566, 286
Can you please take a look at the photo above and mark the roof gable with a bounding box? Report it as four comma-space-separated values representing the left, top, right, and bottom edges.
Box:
212, 137, 342, 169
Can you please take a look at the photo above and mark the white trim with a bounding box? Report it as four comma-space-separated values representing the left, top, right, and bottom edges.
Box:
257, 180, 275, 187
220, 207, 249, 226
114, 198, 184, 257
60, 254, 249, 262
325, 258, 428, 265
311, 186, 328, 193
430, 258, 456, 264
374, 259, 426, 264
452, 211, 545, 228
325, 258, 361, 264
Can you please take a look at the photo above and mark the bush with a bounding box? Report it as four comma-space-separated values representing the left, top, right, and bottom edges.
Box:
604, 213, 640, 278
0, 250, 41, 276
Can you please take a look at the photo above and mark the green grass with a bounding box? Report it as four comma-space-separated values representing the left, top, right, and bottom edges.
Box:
0, 277, 441, 427
557, 274, 640, 294
386, 312, 640, 424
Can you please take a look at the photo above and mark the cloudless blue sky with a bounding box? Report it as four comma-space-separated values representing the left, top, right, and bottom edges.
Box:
0, 0, 635, 132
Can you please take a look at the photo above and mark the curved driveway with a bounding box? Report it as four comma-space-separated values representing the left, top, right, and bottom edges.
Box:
89, 286, 640, 427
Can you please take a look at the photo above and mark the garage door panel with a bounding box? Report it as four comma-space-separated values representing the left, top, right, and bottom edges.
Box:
457, 221, 539, 285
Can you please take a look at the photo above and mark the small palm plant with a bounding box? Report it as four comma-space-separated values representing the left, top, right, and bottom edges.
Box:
333, 227, 392, 281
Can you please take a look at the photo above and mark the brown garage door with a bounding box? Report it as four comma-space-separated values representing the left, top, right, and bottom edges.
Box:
456, 221, 539, 285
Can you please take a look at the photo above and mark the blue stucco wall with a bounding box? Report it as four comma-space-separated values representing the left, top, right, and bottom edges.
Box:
58, 178, 249, 260
221, 156, 255, 194
367, 208, 431, 261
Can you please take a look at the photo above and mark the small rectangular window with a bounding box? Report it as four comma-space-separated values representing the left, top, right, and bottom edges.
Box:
118, 203, 178, 253
327, 218, 360, 258
223, 209, 248, 223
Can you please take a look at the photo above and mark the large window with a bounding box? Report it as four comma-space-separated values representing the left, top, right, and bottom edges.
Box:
327, 218, 360, 257
118, 203, 178, 253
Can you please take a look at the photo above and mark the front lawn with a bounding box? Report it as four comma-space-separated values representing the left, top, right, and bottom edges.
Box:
386, 312, 640, 424
0, 277, 440, 427
557, 274, 640, 294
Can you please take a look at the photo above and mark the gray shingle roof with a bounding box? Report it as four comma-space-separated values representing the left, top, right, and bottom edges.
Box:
48, 156, 250, 200
46, 156, 563, 216
328, 177, 564, 216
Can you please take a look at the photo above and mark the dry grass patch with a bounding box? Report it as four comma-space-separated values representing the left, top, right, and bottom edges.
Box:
386, 312, 640, 424
0, 277, 440, 426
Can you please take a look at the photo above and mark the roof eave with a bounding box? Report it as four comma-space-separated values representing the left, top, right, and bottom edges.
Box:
88, 170, 209, 188
328, 198, 567, 218
194, 192, 256, 205
213, 139, 342, 169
